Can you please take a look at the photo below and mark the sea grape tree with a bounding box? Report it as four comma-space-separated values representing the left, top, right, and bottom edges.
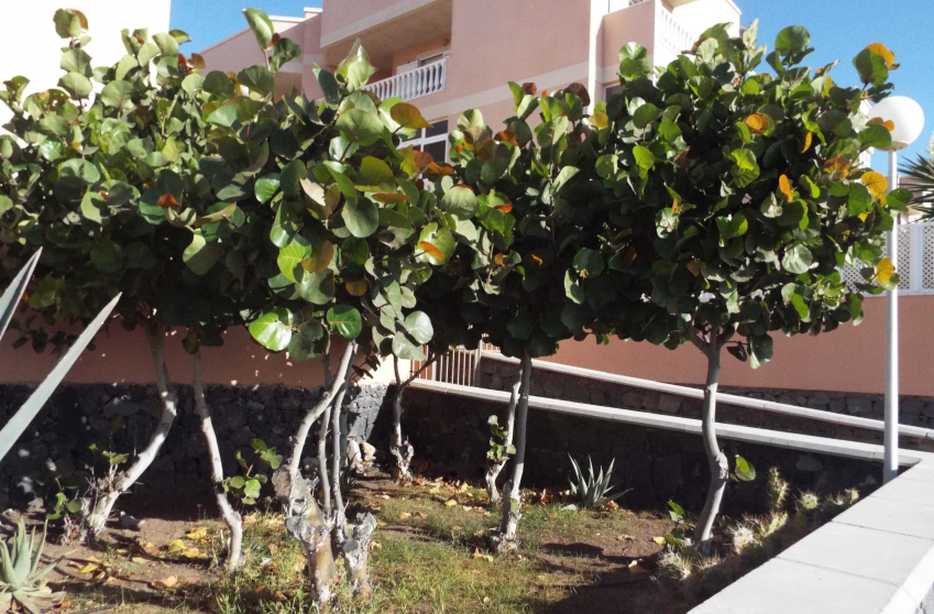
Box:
232, 20, 464, 603
594, 24, 905, 550
0, 11, 243, 543
447, 83, 607, 550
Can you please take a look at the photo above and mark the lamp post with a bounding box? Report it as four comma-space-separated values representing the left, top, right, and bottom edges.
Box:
866, 95, 925, 483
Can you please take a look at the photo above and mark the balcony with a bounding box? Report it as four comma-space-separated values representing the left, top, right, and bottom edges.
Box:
364, 56, 447, 102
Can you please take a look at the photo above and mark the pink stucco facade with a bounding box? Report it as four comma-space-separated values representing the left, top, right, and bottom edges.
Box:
7, 0, 931, 400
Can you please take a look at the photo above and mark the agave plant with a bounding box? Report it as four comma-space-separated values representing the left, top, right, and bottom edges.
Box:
0, 519, 62, 613
567, 455, 631, 509
0, 249, 121, 463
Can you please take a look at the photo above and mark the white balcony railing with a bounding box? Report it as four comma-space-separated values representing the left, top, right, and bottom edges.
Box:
653, 0, 697, 68
842, 220, 934, 295
364, 57, 447, 102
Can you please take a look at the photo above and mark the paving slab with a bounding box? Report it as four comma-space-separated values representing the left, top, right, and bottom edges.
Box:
834, 496, 934, 540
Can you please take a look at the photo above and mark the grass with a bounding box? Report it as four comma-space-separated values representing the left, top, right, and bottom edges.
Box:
48, 476, 678, 613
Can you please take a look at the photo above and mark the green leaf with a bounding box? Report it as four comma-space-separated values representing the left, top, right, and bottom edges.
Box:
99, 80, 134, 109
632, 145, 655, 170
847, 183, 872, 216
249, 309, 293, 352
734, 455, 757, 482
336, 108, 384, 146
774, 26, 810, 57
442, 186, 478, 218
633, 102, 660, 128
183, 233, 222, 275
359, 156, 394, 185
238, 66, 274, 96
749, 335, 773, 369
729, 148, 760, 187
243, 8, 275, 48
342, 199, 379, 238
859, 124, 892, 150
619, 43, 651, 80
716, 213, 749, 240
58, 72, 92, 98
782, 244, 814, 274
336, 40, 376, 90
255, 176, 281, 204
243, 478, 262, 499
53, 8, 86, 38
416, 223, 455, 266
276, 236, 311, 283
153, 32, 179, 56
404, 311, 434, 344
327, 304, 363, 339
207, 102, 239, 127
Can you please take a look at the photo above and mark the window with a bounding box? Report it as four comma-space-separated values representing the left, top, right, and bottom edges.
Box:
402, 120, 448, 161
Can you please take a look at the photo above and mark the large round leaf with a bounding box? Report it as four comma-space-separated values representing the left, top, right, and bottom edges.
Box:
404, 311, 434, 344
341, 199, 379, 238
327, 304, 362, 339
249, 309, 294, 351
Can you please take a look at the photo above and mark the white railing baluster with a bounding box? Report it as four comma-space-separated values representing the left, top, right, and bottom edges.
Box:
363, 57, 448, 102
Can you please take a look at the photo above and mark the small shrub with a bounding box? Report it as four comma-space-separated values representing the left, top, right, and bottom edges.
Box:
0, 519, 62, 613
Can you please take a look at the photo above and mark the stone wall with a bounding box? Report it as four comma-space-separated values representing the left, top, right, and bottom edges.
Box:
0, 382, 389, 511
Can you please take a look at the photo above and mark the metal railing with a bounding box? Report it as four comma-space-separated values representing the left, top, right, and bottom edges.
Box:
410, 344, 483, 387
364, 57, 447, 102
481, 352, 934, 442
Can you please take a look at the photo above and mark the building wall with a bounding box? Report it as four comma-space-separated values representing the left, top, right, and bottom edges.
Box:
550, 296, 934, 397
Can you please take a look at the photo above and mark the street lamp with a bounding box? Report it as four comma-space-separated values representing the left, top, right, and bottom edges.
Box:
866, 95, 925, 483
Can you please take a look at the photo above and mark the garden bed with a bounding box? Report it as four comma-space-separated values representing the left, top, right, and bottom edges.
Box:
29, 466, 865, 614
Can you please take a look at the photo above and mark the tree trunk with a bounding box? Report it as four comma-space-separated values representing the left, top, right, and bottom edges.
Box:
192, 350, 243, 572
317, 393, 334, 519
330, 345, 356, 541
81, 325, 178, 541
694, 342, 727, 553
495, 352, 532, 552
389, 379, 415, 482
341, 512, 377, 598
389, 355, 435, 482
485, 365, 522, 504
272, 343, 356, 610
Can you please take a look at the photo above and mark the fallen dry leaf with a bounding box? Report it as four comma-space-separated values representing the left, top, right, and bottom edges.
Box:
472, 549, 494, 562
399, 512, 412, 521
150, 575, 179, 590
185, 527, 209, 541
444, 499, 457, 507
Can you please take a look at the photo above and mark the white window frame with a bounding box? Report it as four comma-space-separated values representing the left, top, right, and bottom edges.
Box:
401, 119, 449, 161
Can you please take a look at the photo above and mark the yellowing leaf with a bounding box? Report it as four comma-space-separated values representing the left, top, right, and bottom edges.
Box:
494, 253, 506, 266
495, 203, 513, 213
418, 241, 444, 262
444, 499, 458, 507
345, 280, 368, 297
744, 112, 769, 134
869, 117, 896, 132
652, 536, 667, 545
866, 42, 896, 69
157, 192, 179, 209
592, 111, 609, 129
151, 575, 179, 590
530, 254, 544, 267
390, 102, 430, 129
801, 131, 813, 153
373, 192, 408, 204
778, 174, 795, 202
861, 171, 888, 200
398, 511, 412, 521
875, 256, 895, 285
78, 562, 100, 574
496, 130, 519, 147
185, 527, 208, 541
824, 156, 851, 179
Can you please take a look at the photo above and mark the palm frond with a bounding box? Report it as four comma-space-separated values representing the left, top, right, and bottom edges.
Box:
901, 154, 934, 218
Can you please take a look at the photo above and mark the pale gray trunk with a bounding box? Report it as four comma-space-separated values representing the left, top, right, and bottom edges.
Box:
694, 342, 727, 552
341, 512, 377, 598
330, 346, 356, 539
192, 350, 243, 572
485, 365, 522, 504
272, 469, 336, 606
495, 352, 532, 552
273, 343, 356, 609
82, 326, 177, 540
390, 355, 433, 482
317, 394, 334, 518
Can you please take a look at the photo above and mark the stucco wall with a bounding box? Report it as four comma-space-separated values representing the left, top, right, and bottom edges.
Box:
550, 296, 934, 397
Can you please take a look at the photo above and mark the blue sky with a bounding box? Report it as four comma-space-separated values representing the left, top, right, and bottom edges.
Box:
171, 0, 933, 161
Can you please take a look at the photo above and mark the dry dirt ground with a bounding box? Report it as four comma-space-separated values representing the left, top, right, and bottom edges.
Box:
28, 475, 698, 613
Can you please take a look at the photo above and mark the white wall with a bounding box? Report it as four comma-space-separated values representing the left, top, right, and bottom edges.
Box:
0, 1, 170, 111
